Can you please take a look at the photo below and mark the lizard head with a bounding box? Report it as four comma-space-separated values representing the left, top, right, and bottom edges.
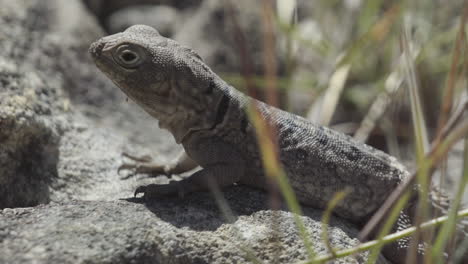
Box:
89, 25, 225, 143
89, 24, 214, 110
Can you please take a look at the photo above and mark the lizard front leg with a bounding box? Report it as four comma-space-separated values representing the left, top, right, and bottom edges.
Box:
135, 163, 244, 199
119, 151, 198, 177
135, 138, 246, 199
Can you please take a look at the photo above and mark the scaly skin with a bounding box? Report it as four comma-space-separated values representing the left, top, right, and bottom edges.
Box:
89, 25, 466, 263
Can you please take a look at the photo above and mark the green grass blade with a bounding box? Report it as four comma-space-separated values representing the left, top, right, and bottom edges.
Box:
298, 208, 468, 264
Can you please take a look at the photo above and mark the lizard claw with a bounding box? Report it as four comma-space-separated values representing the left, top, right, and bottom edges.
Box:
133, 182, 184, 200
134, 185, 146, 197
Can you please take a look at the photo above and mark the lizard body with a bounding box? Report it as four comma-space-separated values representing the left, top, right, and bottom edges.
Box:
89, 25, 466, 263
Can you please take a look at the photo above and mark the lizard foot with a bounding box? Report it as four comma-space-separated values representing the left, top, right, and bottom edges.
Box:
118, 152, 171, 179
134, 182, 185, 199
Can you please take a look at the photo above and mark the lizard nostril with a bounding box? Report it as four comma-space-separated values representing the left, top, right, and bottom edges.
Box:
89, 41, 105, 58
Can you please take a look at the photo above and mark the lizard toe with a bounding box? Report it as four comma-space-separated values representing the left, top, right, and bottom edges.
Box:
118, 163, 138, 175
122, 152, 153, 162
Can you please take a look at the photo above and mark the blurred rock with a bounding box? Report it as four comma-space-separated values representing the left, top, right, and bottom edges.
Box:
106, 5, 180, 36
83, 0, 202, 22
174, 0, 286, 76
0, 62, 62, 208
0, 0, 75, 208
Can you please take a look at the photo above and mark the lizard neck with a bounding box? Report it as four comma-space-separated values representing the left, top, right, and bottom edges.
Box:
158, 75, 244, 144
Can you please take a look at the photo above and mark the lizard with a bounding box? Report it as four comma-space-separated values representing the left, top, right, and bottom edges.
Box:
89, 25, 467, 263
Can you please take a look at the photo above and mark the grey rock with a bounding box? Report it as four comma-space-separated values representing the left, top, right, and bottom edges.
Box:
0, 0, 71, 208
0, 62, 62, 208
0, 191, 388, 264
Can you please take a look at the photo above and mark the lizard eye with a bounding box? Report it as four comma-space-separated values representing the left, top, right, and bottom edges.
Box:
114, 44, 145, 69
120, 50, 138, 63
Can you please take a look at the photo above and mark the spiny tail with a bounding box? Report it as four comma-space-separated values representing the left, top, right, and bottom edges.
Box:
428, 187, 468, 260
381, 187, 467, 263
